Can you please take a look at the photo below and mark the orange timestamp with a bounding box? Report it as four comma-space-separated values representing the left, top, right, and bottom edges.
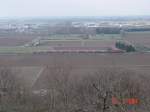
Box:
112, 97, 140, 105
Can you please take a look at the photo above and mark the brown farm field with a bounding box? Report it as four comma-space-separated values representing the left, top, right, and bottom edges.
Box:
40, 39, 117, 48
0, 53, 150, 73
124, 32, 150, 48
0, 38, 119, 53
0, 36, 36, 46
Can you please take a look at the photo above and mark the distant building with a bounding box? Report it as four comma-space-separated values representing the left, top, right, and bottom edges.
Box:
72, 22, 83, 27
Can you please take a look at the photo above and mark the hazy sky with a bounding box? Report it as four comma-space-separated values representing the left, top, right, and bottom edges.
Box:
0, 0, 150, 17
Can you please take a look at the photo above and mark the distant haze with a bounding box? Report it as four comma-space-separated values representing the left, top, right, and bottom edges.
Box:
0, 0, 150, 17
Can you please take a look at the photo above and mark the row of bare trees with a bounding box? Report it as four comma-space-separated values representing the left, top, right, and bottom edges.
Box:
0, 66, 150, 112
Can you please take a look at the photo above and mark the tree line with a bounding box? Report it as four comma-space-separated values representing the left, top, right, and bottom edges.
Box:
115, 41, 136, 52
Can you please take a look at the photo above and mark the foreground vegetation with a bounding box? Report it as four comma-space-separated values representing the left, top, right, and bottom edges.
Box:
0, 66, 150, 112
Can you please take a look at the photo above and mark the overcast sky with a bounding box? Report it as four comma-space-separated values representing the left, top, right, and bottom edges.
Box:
0, 0, 150, 17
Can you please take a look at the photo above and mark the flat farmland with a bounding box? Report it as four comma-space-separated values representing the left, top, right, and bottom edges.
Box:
40, 34, 120, 48
0, 33, 150, 83
0, 34, 120, 53
0, 46, 53, 53
45, 34, 121, 40
0, 53, 150, 68
0, 40, 117, 53
0, 36, 36, 46
40, 39, 117, 48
